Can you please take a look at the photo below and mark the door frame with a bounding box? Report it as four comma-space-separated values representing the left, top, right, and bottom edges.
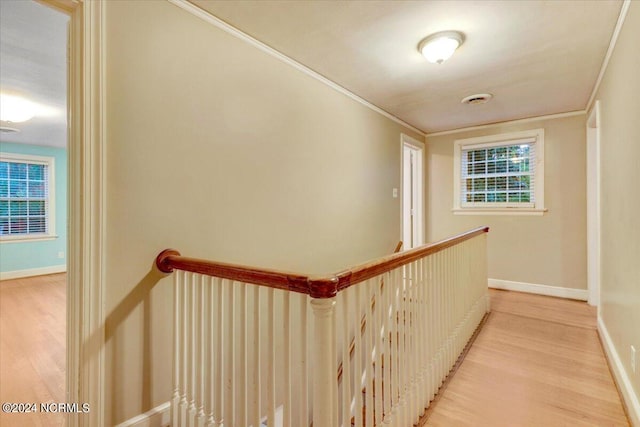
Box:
400, 134, 425, 250
586, 101, 601, 309
40, 0, 107, 425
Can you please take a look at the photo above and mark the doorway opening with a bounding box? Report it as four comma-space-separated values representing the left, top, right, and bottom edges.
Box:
401, 134, 425, 250
0, 1, 69, 425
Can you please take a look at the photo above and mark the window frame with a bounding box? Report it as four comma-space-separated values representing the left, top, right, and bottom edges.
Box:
0, 152, 57, 242
452, 129, 546, 215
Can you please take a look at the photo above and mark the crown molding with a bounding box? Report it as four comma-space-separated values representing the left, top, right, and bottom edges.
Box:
425, 110, 585, 138
169, 0, 630, 140
168, 0, 426, 137
586, 0, 632, 112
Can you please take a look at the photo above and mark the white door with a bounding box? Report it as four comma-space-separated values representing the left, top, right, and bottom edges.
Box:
401, 135, 425, 250
587, 101, 601, 308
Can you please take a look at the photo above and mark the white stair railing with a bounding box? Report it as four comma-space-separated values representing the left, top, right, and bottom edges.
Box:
168, 271, 313, 427
156, 226, 489, 427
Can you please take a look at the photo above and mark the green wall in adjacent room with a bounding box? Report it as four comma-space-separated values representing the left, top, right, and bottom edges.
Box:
0, 142, 67, 274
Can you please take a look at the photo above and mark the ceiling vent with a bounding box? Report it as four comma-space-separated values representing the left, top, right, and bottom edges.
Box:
461, 93, 493, 105
0, 126, 20, 133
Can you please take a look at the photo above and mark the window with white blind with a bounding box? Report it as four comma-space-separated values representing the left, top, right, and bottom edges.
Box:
453, 129, 546, 215
0, 153, 56, 241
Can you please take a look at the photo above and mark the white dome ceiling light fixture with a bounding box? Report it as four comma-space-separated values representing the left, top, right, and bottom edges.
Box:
418, 31, 465, 64
461, 93, 493, 105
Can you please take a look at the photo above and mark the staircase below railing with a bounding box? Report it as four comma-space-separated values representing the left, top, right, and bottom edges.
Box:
156, 226, 489, 427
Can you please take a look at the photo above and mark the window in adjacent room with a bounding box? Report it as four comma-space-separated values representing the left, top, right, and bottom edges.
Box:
453, 129, 545, 215
0, 152, 56, 241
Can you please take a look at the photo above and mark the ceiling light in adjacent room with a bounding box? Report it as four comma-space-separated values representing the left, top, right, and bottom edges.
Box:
0, 93, 37, 123
418, 31, 464, 64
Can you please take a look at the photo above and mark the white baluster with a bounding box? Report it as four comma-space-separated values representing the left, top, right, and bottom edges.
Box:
223, 280, 234, 425
443, 250, 450, 373
212, 279, 223, 427
389, 268, 402, 425
410, 260, 419, 423
406, 264, 414, 425
374, 277, 383, 426
400, 265, 410, 427
299, 293, 309, 427
353, 286, 363, 427
448, 247, 455, 368
172, 270, 182, 426
452, 247, 458, 357
204, 278, 212, 427
267, 288, 276, 427
252, 286, 261, 427
204, 277, 213, 427
364, 280, 374, 427
180, 271, 188, 426
196, 275, 206, 427
283, 291, 291, 427
188, 274, 198, 426
455, 247, 460, 361
426, 255, 435, 403
418, 258, 428, 415
446, 248, 453, 369
311, 296, 337, 427
439, 251, 446, 383
381, 272, 392, 425
237, 283, 247, 427
483, 235, 490, 313
341, 289, 352, 427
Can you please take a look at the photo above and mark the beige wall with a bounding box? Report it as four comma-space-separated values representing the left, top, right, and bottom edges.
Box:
594, 1, 640, 409
426, 115, 587, 289
103, 0, 421, 423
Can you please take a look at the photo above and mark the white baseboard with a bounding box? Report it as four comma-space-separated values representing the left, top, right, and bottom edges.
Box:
115, 402, 170, 427
598, 316, 640, 426
0, 264, 67, 281
488, 278, 588, 301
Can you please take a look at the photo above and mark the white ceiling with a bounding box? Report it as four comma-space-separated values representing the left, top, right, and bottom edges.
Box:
0, 1, 623, 143
0, 0, 68, 148
190, 0, 623, 134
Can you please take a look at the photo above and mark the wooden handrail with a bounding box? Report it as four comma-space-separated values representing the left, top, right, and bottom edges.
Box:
155, 226, 488, 298
155, 249, 314, 294
333, 226, 488, 293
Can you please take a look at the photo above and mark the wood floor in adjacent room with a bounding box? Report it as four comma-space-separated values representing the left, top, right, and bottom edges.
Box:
0, 273, 66, 427
424, 289, 630, 427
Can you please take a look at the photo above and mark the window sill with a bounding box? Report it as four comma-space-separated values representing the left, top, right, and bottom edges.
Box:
452, 208, 547, 216
0, 235, 59, 244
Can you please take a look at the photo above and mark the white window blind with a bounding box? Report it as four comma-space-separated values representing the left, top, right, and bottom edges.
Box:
0, 156, 51, 237
460, 138, 536, 208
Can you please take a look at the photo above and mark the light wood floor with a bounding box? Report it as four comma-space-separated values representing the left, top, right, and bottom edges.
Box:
0, 278, 630, 426
0, 273, 66, 427
424, 289, 630, 427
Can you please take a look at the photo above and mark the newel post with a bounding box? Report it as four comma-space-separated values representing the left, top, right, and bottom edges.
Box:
309, 277, 339, 427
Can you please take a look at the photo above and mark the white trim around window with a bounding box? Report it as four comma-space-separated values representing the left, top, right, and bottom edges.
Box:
453, 129, 546, 215
0, 152, 57, 242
